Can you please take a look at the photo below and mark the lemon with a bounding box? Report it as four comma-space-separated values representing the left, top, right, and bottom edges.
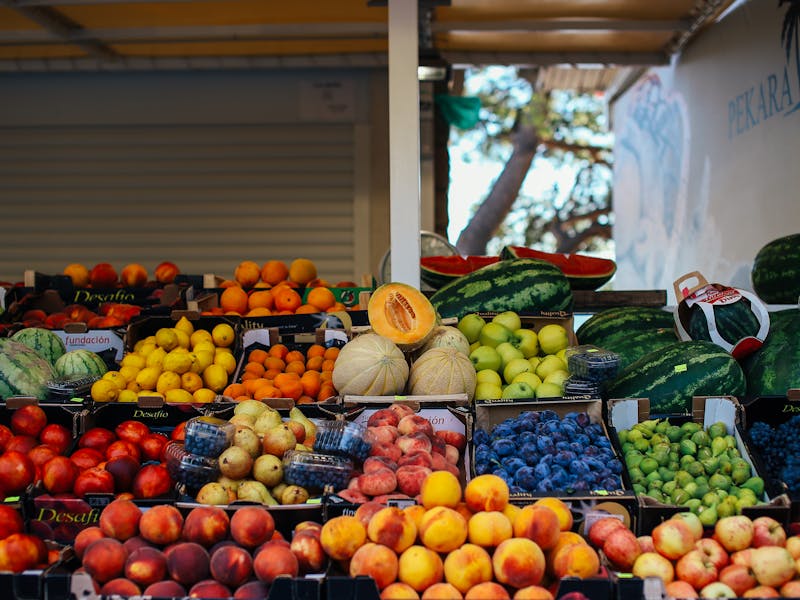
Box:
120, 353, 146, 369
138, 390, 164, 401
193, 340, 216, 356
155, 327, 180, 351
214, 351, 237, 375
102, 371, 128, 391
175, 329, 191, 350
156, 370, 182, 394
215, 346, 233, 356
91, 379, 119, 402
126, 380, 142, 393
194, 350, 215, 372
117, 389, 138, 403
165, 388, 194, 403
212, 323, 235, 348
190, 330, 214, 349
163, 349, 192, 374
193, 387, 217, 403
119, 365, 140, 383
203, 364, 228, 392
145, 346, 167, 369
136, 366, 162, 390
136, 342, 157, 357
180, 371, 203, 393
133, 338, 152, 353
175, 315, 195, 336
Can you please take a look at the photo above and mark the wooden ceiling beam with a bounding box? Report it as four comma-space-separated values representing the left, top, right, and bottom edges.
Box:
433, 19, 692, 33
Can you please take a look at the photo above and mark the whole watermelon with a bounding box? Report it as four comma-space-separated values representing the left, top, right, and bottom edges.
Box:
751, 233, 800, 304
11, 327, 66, 367
54, 349, 108, 379
742, 308, 800, 398
687, 297, 762, 346
0, 338, 56, 400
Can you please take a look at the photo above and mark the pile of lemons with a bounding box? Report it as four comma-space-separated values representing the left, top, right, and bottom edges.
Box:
90, 316, 237, 404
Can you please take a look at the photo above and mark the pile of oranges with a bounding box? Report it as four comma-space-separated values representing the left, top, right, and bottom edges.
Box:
209, 258, 359, 317
222, 343, 340, 403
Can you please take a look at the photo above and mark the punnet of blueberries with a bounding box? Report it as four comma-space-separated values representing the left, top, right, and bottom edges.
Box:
473, 410, 624, 494
164, 442, 220, 493
183, 416, 235, 457
312, 419, 372, 461
284, 450, 354, 491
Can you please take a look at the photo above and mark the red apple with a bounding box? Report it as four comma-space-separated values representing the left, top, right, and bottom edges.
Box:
652, 518, 696, 560
664, 580, 698, 599
602, 527, 641, 571
785, 535, 800, 559
670, 512, 703, 542
695, 537, 729, 571
675, 549, 718, 591
751, 516, 787, 548
632, 552, 674, 584
718, 563, 757, 596
714, 515, 755, 553
699, 581, 737, 598
731, 548, 754, 567
637, 535, 655, 553
748, 545, 796, 588
587, 516, 627, 548
742, 585, 779, 597
10, 405, 47, 438
0, 450, 36, 495
38, 423, 72, 455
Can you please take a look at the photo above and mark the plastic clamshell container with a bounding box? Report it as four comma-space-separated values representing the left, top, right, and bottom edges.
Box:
283, 450, 353, 491
312, 419, 372, 461
164, 442, 219, 492
184, 416, 235, 457
565, 345, 621, 382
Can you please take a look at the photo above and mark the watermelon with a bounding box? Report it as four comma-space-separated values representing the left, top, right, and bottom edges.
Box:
687, 297, 762, 346
751, 233, 800, 304
500, 246, 617, 290
11, 327, 66, 366
0, 338, 56, 400
420, 255, 499, 290
595, 327, 678, 370
54, 349, 107, 379
576, 306, 676, 347
429, 258, 573, 319
605, 340, 746, 415
742, 308, 800, 398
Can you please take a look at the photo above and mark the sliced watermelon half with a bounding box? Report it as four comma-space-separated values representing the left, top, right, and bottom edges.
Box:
420, 255, 499, 290
499, 246, 616, 290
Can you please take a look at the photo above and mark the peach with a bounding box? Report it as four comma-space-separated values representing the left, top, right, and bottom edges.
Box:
370, 442, 403, 463
363, 456, 398, 474
396, 465, 432, 497
468, 511, 513, 547
420, 470, 462, 509
430, 435, 447, 456
124, 546, 167, 588
532, 498, 573, 532
154, 261, 180, 284
290, 530, 327, 574
99, 498, 142, 541
320, 515, 367, 561
435, 430, 467, 452
397, 432, 433, 455
121, 264, 148, 287
419, 506, 468, 553
464, 582, 511, 599
367, 409, 400, 428
512, 585, 554, 600
74, 526, 105, 560
398, 545, 444, 592
233, 581, 270, 599
493, 537, 546, 589
430, 452, 449, 471
230, 505, 275, 548
90, 262, 118, 287
338, 489, 370, 504
182, 506, 230, 548
253, 542, 299, 583
404, 504, 426, 532
512, 505, 560, 551
350, 542, 399, 590
64, 263, 90, 287
398, 415, 435, 437
382, 582, 421, 600
358, 468, 397, 496
189, 580, 232, 599
455, 502, 474, 522
443, 543, 493, 594
552, 543, 601, 579
210, 545, 253, 588
0, 533, 47, 573
422, 582, 464, 599
367, 506, 418, 553
464, 474, 509, 513
123, 536, 151, 556
399, 451, 434, 468
138, 504, 183, 546
444, 445, 460, 465
355, 501, 386, 527
99, 578, 140, 596
389, 403, 416, 421
369, 425, 400, 445
166, 542, 210, 587
83, 538, 128, 584
503, 503, 521, 527
143, 580, 186, 597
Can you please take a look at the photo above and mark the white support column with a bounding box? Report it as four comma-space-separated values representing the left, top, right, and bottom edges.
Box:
388, 0, 421, 288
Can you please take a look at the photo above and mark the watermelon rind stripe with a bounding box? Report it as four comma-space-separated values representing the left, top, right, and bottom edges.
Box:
742, 308, 800, 398
751, 234, 800, 304
0, 338, 55, 400
576, 307, 676, 347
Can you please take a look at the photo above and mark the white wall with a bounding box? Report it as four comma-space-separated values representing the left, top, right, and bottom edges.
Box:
612, 0, 800, 303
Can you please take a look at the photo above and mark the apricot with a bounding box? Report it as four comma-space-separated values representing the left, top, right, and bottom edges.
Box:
492, 537, 546, 589
182, 505, 230, 548
83, 538, 128, 584
166, 542, 210, 587
464, 474, 509, 513
443, 543, 493, 594
382, 582, 421, 600
253, 542, 299, 583
210, 545, 253, 588
465, 582, 511, 599
349, 542, 399, 590
398, 545, 444, 592
124, 546, 167, 588
320, 515, 367, 561
468, 511, 513, 548
99, 578, 140, 596
367, 506, 418, 554
419, 506, 468, 553
422, 582, 464, 599
138, 504, 183, 546
99, 499, 142, 541
230, 505, 275, 548
532, 497, 573, 532
420, 470, 462, 509
551, 542, 600, 579
513, 505, 561, 551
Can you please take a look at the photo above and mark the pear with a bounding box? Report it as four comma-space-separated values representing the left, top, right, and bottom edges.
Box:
253, 408, 282, 435
289, 407, 317, 447
233, 425, 262, 458
237, 480, 278, 505
229, 413, 256, 429
281, 484, 309, 505
234, 399, 268, 419
195, 482, 230, 505
253, 454, 284, 488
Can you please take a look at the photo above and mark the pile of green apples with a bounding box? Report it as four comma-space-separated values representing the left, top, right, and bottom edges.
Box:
456, 311, 571, 401
619, 418, 767, 526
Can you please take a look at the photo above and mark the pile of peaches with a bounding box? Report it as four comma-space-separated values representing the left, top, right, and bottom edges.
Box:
63, 261, 180, 289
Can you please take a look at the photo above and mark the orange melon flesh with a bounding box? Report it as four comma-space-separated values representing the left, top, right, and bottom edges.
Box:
367, 282, 438, 352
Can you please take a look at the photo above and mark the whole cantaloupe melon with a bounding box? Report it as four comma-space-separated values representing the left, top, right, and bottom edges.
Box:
332, 333, 409, 396
408, 347, 476, 401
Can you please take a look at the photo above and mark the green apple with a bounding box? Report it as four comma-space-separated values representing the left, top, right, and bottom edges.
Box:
457, 313, 486, 344
538, 324, 570, 355
535, 354, 567, 380
535, 382, 563, 399
543, 369, 570, 388
503, 357, 534, 384
528, 356, 541, 372
491, 311, 521, 333
475, 382, 503, 400
509, 328, 539, 358
495, 342, 524, 369
478, 322, 513, 348
476, 369, 503, 386
501, 381, 536, 400
511, 371, 542, 391
469, 346, 502, 372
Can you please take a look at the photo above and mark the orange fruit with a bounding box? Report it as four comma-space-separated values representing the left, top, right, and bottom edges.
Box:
264, 356, 286, 372
276, 379, 303, 401
319, 371, 333, 383
327, 302, 347, 312
285, 360, 306, 376
244, 362, 265, 377
306, 356, 324, 371
219, 286, 248, 314
273, 372, 299, 388
307, 287, 336, 311
246, 307, 272, 317
318, 383, 336, 401
295, 304, 320, 314
264, 368, 282, 380
285, 350, 305, 364
307, 344, 326, 359
300, 371, 321, 398
297, 395, 315, 405
223, 383, 247, 398
254, 385, 279, 400
288, 258, 317, 285
321, 359, 336, 372
248, 290, 274, 311
234, 261, 262, 288
268, 344, 289, 360
323, 347, 340, 361
273, 287, 302, 313
248, 349, 268, 364
261, 260, 289, 286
